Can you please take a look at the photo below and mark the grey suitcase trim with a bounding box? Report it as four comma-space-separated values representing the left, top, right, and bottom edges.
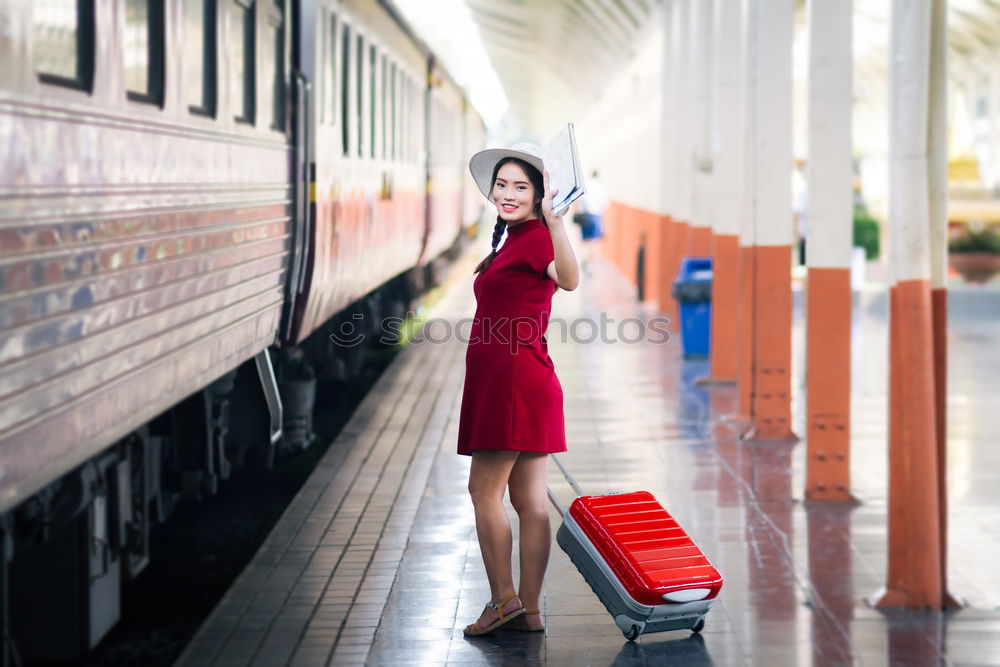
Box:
556, 512, 717, 639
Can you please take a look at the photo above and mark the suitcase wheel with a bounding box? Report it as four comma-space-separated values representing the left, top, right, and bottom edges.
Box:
623, 624, 640, 641
691, 618, 705, 634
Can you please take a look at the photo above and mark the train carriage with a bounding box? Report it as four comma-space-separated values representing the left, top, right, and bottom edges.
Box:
291, 0, 431, 345
422, 59, 469, 266
0, 0, 294, 515
0, 0, 484, 660
462, 95, 488, 238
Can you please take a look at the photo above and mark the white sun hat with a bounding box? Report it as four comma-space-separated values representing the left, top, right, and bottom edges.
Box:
468, 143, 545, 200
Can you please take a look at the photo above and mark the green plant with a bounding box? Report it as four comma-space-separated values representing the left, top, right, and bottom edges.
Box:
948, 226, 1000, 254
853, 206, 880, 260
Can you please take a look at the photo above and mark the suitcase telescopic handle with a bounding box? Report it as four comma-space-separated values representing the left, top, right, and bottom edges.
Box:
547, 453, 585, 515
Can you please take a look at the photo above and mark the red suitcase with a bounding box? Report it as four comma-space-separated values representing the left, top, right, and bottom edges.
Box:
552, 473, 723, 640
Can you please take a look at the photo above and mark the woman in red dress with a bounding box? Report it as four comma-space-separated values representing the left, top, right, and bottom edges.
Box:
458, 143, 580, 636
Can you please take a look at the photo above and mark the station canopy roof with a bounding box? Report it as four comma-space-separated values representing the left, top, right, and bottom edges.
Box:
464, 0, 1000, 135
853, 0, 1000, 99
464, 0, 655, 133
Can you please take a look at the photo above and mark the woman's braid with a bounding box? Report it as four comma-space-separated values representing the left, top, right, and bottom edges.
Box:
474, 215, 507, 274
490, 215, 506, 256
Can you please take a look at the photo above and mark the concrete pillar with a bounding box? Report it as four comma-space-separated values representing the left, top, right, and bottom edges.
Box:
659, 0, 682, 324
874, 0, 944, 610
804, 0, 855, 503
743, 0, 796, 442
928, 0, 958, 609
671, 0, 692, 269
737, 0, 755, 421
688, 0, 715, 257
705, 0, 743, 384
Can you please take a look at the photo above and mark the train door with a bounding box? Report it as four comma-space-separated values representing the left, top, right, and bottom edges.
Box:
282, 0, 315, 343
420, 55, 435, 268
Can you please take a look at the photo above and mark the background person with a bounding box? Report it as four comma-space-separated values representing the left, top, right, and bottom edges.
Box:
572, 169, 608, 274
457, 143, 580, 636
793, 158, 809, 266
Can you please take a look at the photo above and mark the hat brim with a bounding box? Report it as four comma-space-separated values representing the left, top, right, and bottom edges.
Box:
469, 148, 545, 200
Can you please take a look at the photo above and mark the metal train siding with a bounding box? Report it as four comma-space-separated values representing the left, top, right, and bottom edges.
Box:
0, 0, 484, 660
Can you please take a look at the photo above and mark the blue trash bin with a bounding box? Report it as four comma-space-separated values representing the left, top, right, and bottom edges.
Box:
671, 257, 713, 358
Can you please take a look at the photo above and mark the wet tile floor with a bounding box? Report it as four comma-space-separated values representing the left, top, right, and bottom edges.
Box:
176, 249, 1000, 666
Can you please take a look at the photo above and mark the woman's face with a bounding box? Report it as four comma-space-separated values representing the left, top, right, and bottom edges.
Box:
492, 162, 536, 223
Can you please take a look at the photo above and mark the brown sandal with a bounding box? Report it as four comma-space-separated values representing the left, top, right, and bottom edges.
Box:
463, 593, 525, 636
505, 609, 544, 632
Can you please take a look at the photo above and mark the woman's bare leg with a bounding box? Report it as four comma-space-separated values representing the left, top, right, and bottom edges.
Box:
508, 453, 550, 626
467, 451, 522, 628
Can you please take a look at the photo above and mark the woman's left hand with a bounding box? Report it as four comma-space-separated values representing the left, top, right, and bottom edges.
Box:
541, 170, 563, 224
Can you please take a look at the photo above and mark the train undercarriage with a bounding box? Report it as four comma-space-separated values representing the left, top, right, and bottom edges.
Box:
0, 258, 450, 663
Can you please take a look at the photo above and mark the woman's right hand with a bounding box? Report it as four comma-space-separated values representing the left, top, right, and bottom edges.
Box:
541, 170, 563, 225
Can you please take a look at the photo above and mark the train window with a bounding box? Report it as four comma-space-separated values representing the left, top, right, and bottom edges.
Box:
230, 0, 255, 124
318, 11, 327, 121
185, 0, 217, 116
412, 77, 419, 164
356, 34, 363, 157
381, 55, 387, 160
442, 107, 448, 163
395, 66, 402, 163
406, 76, 412, 164
267, 0, 285, 130
428, 97, 433, 163
341, 23, 350, 155
412, 78, 418, 164
369, 45, 376, 159
125, 0, 165, 105
449, 107, 455, 161
390, 62, 396, 161
416, 79, 422, 164
324, 12, 338, 125
35, 0, 95, 91
403, 75, 416, 162
399, 75, 407, 163
439, 103, 445, 165
436, 101, 443, 166
437, 102, 443, 165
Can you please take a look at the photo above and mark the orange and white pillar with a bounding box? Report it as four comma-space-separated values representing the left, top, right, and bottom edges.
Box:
687, 0, 715, 257
736, 0, 756, 422
928, 0, 958, 608
671, 0, 693, 267
804, 0, 855, 503
743, 0, 796, 442
659, 1, 682, 324
705, 0, 743, 384
874, 0, 945, 610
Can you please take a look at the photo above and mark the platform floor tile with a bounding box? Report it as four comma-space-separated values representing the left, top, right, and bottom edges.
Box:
176, 252, 1000, 666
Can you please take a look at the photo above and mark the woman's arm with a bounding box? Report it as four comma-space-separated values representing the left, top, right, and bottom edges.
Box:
542, 171, 581, 291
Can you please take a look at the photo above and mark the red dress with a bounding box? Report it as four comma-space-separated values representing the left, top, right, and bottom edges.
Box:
457, 219, 567, 456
